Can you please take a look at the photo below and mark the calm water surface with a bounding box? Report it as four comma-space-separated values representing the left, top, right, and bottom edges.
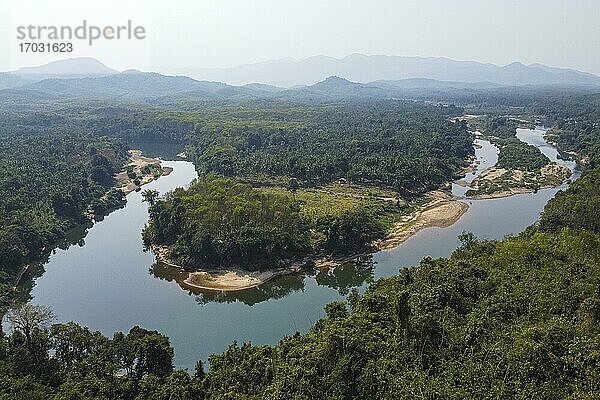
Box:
27, 128, 578, 370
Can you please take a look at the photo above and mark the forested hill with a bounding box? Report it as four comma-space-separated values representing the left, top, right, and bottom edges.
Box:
536, 93, 600, 167
537, 94, 600, 233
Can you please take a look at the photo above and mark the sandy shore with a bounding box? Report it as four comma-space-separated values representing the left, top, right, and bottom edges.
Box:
467, 184, 560, 200
152, 245, 306, 292
375, 198, 469, 251
466, 163, 571, 200
115, 150, 172, 195
182, 267, 303, 292
468, 187, 536, 200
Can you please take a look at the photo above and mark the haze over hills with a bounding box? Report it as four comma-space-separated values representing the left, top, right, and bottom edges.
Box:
1, 72, 489, 102
0, 57, 118, 90
15, 57, 118, 77
156, 54, 600, 87
2, 55, 600, 99
15, 70, 281, 101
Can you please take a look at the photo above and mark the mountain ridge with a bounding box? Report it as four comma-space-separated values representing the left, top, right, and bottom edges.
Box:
15, 57, 118, 77
0, 57, 118, 90
3, 55, 600, 89
2, 55, 600, 99
155, 54, 600, 87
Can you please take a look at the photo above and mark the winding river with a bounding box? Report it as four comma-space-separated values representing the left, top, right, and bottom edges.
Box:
25, 127, 578, 370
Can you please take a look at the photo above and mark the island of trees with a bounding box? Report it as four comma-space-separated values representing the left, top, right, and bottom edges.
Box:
142, 176, 393, 269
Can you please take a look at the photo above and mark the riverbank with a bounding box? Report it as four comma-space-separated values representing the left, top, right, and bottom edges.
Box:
316, 193, 470, 267
376, 195, 469, 251
10, 152, 175, 294
150, 191, 470, 291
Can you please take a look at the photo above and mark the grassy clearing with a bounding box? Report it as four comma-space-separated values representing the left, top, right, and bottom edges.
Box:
257, 184, 417, 230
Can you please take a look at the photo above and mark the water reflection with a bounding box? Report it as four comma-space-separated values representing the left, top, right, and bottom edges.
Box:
150, 262, 308, 306
196, 275, 308, 306
151, 255, 376, 305
313, 256, 375, 296
56, 222, 93, 250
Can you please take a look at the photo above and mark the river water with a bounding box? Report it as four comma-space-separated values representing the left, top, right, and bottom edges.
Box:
25, 127, 578, 370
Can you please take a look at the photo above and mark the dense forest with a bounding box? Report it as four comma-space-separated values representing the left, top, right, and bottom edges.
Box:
142, 101, 473, 268
186, 102, 471, 192
0, 117, 127, 316
142, 177, 312, 269
536, 93, 600, 167
2, 88, 600, 398
202, 229, 600, 399
538, 96, 600, 233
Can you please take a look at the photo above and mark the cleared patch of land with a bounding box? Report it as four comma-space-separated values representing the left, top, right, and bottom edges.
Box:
257, 183, 410, 228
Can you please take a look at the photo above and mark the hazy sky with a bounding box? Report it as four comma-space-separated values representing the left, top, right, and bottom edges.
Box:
1, 0, 600, 74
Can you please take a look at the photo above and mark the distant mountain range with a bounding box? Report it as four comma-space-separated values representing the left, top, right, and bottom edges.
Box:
0, 58, 118, 90
18, 69, 281, 100
1, 56, 599, 102
157, 54, 600, 87
15, 57, 117, 77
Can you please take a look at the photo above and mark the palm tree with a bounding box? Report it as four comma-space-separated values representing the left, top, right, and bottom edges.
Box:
287, 178, 299, 200
142, 189, 160, 206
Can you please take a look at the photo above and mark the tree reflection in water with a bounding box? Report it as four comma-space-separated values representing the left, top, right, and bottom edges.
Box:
313, 255, 375, 295
149, 255, 375, 306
